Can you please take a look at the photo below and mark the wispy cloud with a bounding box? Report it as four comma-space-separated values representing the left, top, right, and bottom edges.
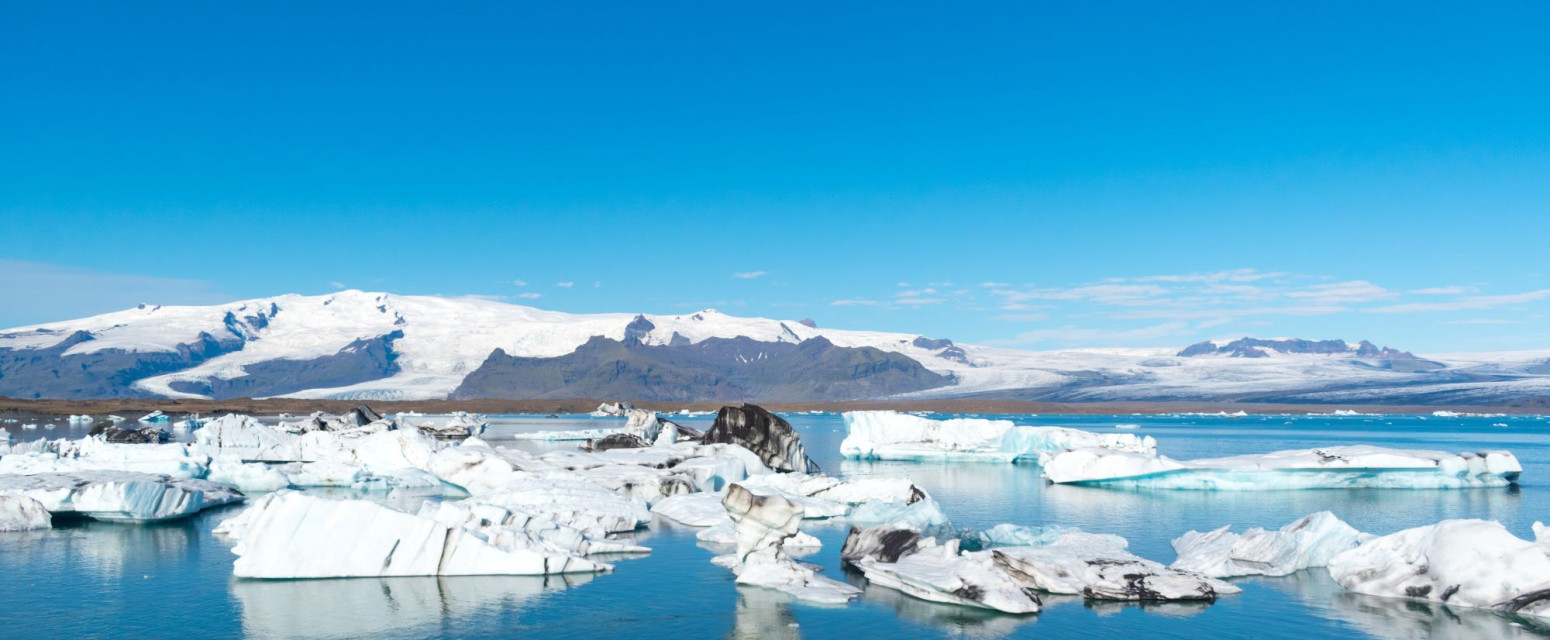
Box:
988, 321, 1192, 347
329, 281, 346, 290
1284, 280, 1396, 304
1440, 318, 1518, 325
1411, 285, 1474, 295
831, 299, 882, 307
1129, 269, 1285, 284
556, 281, 574, 288
1368, 288, 1550, 313
512, 279, 528, 287
516, 292, 541, 299
733, 271, 766, 279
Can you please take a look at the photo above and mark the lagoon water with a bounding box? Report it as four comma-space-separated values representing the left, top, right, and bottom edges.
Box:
3, 412, 1549, 639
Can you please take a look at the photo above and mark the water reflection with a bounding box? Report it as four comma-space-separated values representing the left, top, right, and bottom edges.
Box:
1259, 569, 1550, 640
856, 581, 1036, 638
726, 586, 801, 640
233, 573, 596, 640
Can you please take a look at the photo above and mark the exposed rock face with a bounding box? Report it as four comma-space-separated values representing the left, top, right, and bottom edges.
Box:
624, 315, 655, 342
798, 318, 817, 329
701, 405, 818, 474
449, 335, 953, 402
1174, 337, 1445, 372
0, 330, 246, 399
167, 331, 403, 399
912, 336, 954, 350
88, 425, 171, 444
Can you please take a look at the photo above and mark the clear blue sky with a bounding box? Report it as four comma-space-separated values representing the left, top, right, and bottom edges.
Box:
3, 2, 1548, 352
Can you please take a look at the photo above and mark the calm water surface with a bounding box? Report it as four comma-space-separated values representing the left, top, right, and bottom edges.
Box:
3, 413, 1548, 639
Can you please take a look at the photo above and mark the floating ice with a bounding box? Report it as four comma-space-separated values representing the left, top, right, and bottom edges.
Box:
713, 483, 859, 604
702, 405, 818, 474
1171, 511, 1369, 577
224, 492, 617, 579
0, 470, 241, 521
0, 494, 52, 531
1043, 445, 1522, 489
840, 411, 1155, 464
991, 529, 1239, 601
652, 492, 731, 526
1327, 519, 1550, 618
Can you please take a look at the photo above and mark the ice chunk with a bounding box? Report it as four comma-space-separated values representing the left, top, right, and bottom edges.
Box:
842, 526, 1040, 614
841, 411, 1155, 464
991, 530, 1239, 601
1327, 519, 1550, 618
225, 492, 614, 578
1043, 445, 1522, 489
207, 459, 291, 493
0, 470, 242, 521
1171, 511, 1369, 577
847, 496, 952, 532
701, 405, 818, 474
0, 495, 51, 531
1536, 521, 1548, 552
977, 523, 1083, 548
714, 483, 859, 604
652, 492, 731, 526
696, 519, 821, 551
1, 437, 210, 478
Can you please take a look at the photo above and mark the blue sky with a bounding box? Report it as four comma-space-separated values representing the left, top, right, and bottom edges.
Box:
2, 2, 1548, 352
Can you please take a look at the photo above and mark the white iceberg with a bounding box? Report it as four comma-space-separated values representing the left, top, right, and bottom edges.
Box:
1170, 511, 1369, 577
652, 492, 732, 526
713, 483, 859, 604
67, 415, 94, 426
223, 492, 616, 579
843, 524, 1041, 614
0, 494, 52, 531
1327, 519, 1550, 618
1043, 445, 1522, 489
840, 411, 1155, 464
0, 470, 242, 521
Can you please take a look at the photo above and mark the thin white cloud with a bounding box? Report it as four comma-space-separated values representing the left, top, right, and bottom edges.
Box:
512, 279, 528, 287
831, 299, 882, 307
556, 281, 574, 288
1440, 318, 1518, 325
516, 292, 541, 299
733, 271, 766, 279
979, 281, 1010, 288
1284, 280, 1396, 304
1411, 286, 1474, 295
1131, 269, 1285, 283
896, 297, 946, 306
329, 281, 346, 290
993, 284, 1171, 306
1118, 304, 1349, 321
988, 313, 1050, 322
1368, 288, 1550, 313
988, 321, 1191, 347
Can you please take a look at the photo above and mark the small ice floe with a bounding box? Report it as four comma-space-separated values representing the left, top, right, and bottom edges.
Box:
1042, 445, 1522, 490
1327, 519, 1550, 618
21, 423, 37, 430
840, 411, 1154, 465
42, 423, 57, 430
107, 415, 126, 423
67, 415, 94, 426
1115, 424, 1140, 430
1492, 423, 1509, 428
139, 411, 169, 423
1170, 512, 1369, 578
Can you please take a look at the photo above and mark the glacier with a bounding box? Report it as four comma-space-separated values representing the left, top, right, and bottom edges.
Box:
1327, 519, 1550, 618
1042, 445, 1522, 489
840, 411, 1156, 464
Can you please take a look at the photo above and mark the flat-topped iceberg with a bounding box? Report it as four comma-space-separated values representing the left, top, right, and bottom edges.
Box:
990, 529, 1238, 601
1171, 512, 1370, 577
222, 492, 622, 579
0, 470, 242, 521
843, 525, 1042, 614
1043, 445, 1522, 489
840, 411, 1156, 464
1327, 519, 1550, 618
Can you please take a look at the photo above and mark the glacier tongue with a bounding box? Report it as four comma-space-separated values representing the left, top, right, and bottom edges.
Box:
840, 411, 1155, 464
1043, 445, 1523, 489
1327, 519, 1550, 618
1170, 511, 1370, 578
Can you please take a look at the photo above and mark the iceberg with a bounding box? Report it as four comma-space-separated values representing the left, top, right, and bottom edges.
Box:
701, 405, 818, 474
713, 483, 860, 604
67, 414, 94, 426
1043, 445, 1522, 489
0, 470, 242, 521
652, 492, 732, 526
1170, 511, 1369, 577
1328, 519, 1550, 618
991, 529, 1240, 601
223, 492, 617, 579
842, 525, 1041, 614
0, 494, 52, 531
840, 411, 1155, 464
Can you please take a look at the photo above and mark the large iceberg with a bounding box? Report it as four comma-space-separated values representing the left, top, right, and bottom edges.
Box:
0, 470, 242, 521
843, 525, 1042, 614
840, 411, 1156, 464
1043, 445, 1522, 489
712, 483, 859, 604
991, 529, 1240, 601
1327, 519, 1550, 618
1171, 511, 1369, 577
701, 405, 818, 473
222, 491, 625, 579
0, 494, 52, 531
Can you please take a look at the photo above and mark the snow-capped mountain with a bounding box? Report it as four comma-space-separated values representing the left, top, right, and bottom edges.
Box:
2, 290, 1548, 405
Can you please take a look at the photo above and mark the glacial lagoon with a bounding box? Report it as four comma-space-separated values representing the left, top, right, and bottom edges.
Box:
3, 412, 1548, 639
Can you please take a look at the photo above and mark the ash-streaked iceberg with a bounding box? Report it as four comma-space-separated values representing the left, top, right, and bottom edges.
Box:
990, 529, 1240, 601
1171, 511, 1369, 577
222, 491, 622, 579
1043, 445, 1522, 489
843, 525, 1042, 614
1327, 519, 1550, 618
840, 411, 1155, 464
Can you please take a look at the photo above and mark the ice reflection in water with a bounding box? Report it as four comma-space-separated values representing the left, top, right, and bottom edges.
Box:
234, 573, 596, 640
1259, 569, 1550, 640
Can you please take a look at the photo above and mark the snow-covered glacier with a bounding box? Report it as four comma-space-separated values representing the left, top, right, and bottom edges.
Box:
840, 411, 1156, 464
1042, 445, 1522, 489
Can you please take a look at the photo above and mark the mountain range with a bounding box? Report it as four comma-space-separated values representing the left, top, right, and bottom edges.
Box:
3, 290, 1548, 406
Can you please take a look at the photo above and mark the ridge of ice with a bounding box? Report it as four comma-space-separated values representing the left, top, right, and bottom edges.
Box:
1171, 511, 1369, 577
